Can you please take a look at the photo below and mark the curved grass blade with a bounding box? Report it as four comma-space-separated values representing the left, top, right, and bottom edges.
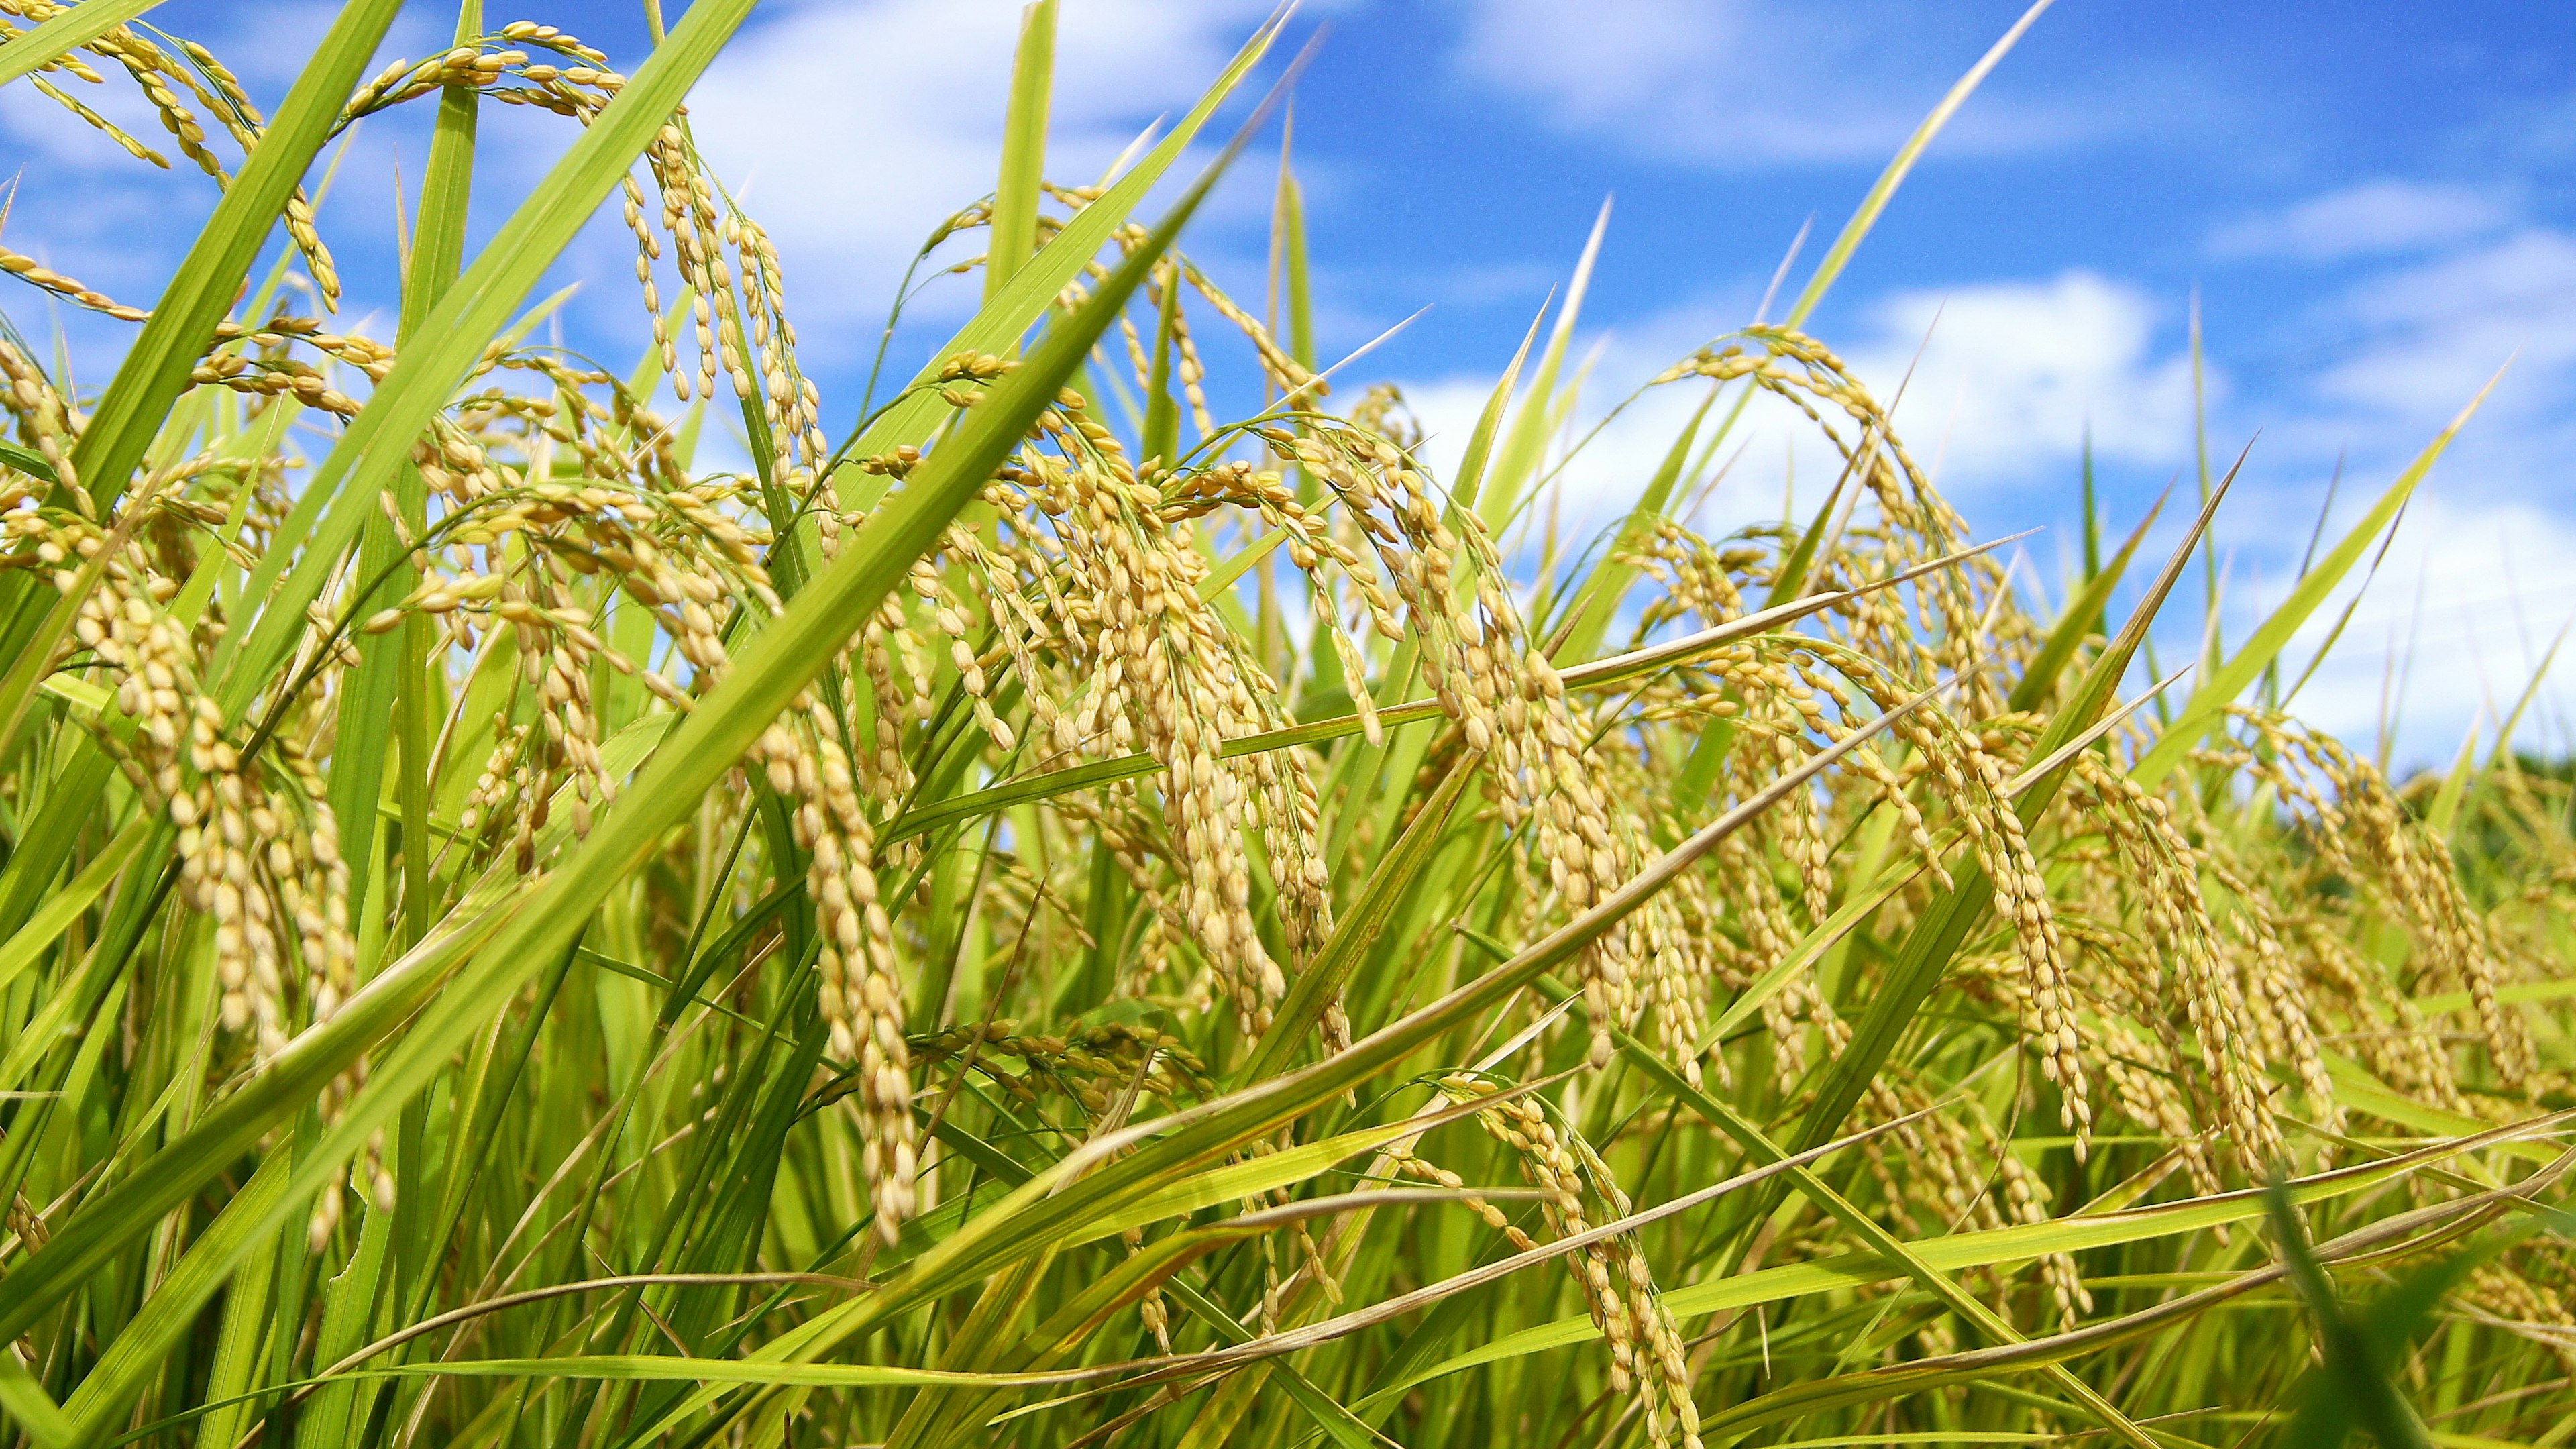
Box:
1447, 299, 1548, 514
1779, 0, 2055, 329
0, 1350, 69, 1449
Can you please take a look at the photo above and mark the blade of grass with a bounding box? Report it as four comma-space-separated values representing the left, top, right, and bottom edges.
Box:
0, 436, 58, 481
2006, 484, 2168, 713
986, 1, 1057, 303
0, 1349, 70, 1449
1778, 0, 2055, 329
0, 814, 146, 999
1475, 199, 1607, 534
1554, 383, 1717, 660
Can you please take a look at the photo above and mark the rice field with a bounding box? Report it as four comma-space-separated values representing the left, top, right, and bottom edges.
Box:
1, 3, 2572, 1447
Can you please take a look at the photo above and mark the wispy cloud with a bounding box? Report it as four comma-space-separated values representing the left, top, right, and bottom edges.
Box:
1442, 0, 2165, 170
2210, 179, 2516, 262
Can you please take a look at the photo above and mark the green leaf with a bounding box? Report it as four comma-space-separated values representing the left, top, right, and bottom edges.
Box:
0, 813, 146, 999
2006, 485, 2165, 714
2422, 720, 2480, 842
1764, 445, 1860, 609
1273, 117, 1316, 374
0, 436, 58, 482
1554, 383, 1716, 660
1780, 0, 2055, 329
56, 1152, 293, 1447
1475, 201, 1607, 535
1142, 252, 1181, 468
0, 1348, 70, 1449
986, 1, 1057, 303
1446, 302, 1547, 514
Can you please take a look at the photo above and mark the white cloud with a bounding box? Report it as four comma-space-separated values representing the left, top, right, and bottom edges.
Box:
1445, 0, 2147, 169
2305, 229, 2576, 425
2211, 180, 2514, 262
1849, 270, 2196, 488
684, 0, 1277, 351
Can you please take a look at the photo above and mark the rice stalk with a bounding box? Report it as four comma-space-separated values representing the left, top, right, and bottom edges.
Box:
0, 7, 2571, 1449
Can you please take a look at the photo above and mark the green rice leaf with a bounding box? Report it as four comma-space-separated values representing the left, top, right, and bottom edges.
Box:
1780, 0, 2056, 329
987, 1, 1057, 303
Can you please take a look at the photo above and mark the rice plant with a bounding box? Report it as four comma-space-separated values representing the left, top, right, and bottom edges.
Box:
1, 3, 2571, 1447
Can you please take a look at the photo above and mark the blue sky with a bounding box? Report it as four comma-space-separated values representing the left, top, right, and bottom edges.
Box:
7, 0, 2576, 767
